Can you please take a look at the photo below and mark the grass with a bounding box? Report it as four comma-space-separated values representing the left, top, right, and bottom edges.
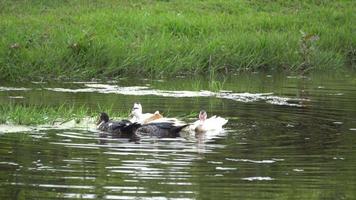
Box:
0, 0, 355, 81
0, 103, 129, 125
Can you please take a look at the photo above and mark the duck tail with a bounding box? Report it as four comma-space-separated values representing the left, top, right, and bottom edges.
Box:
169, 124, 188, 137
172, 124, 189, 133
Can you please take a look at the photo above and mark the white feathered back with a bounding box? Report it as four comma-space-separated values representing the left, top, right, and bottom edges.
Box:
130, 103, 166, 124
192, 111, 228, 132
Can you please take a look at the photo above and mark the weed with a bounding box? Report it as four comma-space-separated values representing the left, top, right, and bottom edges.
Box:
298, 31, 319, 72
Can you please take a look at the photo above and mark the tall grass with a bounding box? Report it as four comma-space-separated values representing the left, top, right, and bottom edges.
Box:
0, 103, 128, 125
0, 0, 355, 81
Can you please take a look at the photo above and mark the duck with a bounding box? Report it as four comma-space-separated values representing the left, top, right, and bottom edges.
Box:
98, 112, 188, 140
97, 112, 138, 139
191, 110, 228, 133
130, 102, 163, 124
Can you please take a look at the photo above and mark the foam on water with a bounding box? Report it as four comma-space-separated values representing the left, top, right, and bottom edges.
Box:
44, 83, 306, 107
226, 158, 276, 164
241, 177, 274, 181
0, 86, 31, 91
0, 84, 306, 107
8, 96, 25, 99
0, 117, 97, 133
0, 124, 33, 133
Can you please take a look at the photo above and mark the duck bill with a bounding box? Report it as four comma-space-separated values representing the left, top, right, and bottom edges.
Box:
96, 119, 102, 125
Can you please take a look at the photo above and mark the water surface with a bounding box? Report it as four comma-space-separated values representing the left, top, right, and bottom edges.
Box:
1, 72, 356, 199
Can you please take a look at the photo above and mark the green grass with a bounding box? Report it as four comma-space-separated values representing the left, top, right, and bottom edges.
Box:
0, 0, 355, 81
0, 103, 128, 125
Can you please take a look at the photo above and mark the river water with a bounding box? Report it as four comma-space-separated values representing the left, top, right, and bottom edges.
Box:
0, 72, 356, 199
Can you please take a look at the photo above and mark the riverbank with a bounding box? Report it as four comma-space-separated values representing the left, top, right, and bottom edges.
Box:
0, 104, 127, 126
0, 0, 355, 81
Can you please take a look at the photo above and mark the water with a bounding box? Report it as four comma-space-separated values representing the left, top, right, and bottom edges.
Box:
1, 72, 356, 199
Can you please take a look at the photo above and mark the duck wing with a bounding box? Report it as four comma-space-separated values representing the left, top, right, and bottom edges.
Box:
108, 120, 132, 131
121, 122, 141, 132
119, 122, 141, 140
136, 122, 188, 138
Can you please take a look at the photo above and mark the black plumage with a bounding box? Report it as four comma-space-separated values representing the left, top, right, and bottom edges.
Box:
97, 113, 137, 139
97, 112, 188, 141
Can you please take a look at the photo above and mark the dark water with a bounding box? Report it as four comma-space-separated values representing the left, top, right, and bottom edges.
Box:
1, 72, 356, 199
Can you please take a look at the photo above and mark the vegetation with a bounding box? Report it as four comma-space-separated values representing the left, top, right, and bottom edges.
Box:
0, 0, 355, 81
0, 103, 128, 125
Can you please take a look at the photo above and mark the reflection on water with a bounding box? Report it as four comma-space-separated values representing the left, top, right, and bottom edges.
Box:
1, 71, 356, 199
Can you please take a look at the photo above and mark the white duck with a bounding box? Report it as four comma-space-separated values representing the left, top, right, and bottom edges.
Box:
192, 110, 228, 133
130, 103, 160, 124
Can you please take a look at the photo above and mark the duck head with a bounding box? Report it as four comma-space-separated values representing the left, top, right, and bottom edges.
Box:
97, 112, 109, 125
195, 110, 207, 133
131, 102, 143, 118
198, 110, 207, 122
